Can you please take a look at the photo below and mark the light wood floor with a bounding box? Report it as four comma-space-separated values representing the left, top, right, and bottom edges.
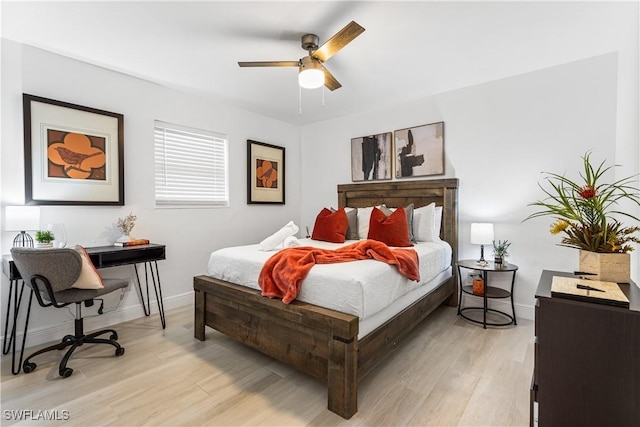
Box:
1, 304, 534, 426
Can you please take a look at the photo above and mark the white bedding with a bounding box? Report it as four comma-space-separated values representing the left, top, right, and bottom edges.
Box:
207, 238, 452, 336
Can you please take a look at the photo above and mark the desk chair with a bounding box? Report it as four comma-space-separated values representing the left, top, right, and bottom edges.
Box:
10, 247, 128, 378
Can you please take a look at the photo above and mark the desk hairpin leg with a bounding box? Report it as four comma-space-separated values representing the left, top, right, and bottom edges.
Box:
133, 261, 166, 329
3, 279, 17, 355
2, 278, 34, 375
14, 290, 34, 375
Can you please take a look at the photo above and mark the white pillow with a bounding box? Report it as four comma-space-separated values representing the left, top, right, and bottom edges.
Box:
413, 203, 439, 242
357, 207, 374, 239
71, 245, 104, 289
434, 206, 443, 240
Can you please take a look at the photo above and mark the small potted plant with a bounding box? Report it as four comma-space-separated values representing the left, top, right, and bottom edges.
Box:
493, 239, 511, 267
35, 230, 55, 248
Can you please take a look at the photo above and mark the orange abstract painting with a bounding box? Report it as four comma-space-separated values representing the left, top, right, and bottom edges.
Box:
256, 158, 278, 189
47, 130, 106, 180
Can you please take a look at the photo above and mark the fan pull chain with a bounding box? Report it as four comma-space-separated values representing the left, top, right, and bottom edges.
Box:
322, 84, 325, 106
298, 84, 302, 115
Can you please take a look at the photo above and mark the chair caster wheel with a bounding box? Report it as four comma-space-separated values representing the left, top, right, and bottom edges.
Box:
115, 347, 125, 356
23, 362, 37, 373
110, 333, 118, 341
60, 368, 73, 378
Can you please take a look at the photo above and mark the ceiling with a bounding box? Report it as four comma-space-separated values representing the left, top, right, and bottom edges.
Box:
1, 1, 633, 125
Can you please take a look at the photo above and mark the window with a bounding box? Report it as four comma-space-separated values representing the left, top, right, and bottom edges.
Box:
154, 121, 228, 207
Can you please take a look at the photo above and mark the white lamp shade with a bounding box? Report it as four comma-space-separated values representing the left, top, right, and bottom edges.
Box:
470, 223, 494, 245
299, 68, 324, 89
298, 56, 324, 89
4, 206, 40, 231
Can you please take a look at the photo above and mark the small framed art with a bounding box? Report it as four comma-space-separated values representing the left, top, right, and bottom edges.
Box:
350, 132, 392, 182
247, 140, 285, 204
394, 121, 444, 178
23, 94, 124, 205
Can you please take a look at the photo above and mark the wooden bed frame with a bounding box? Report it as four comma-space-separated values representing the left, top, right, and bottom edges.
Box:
194, 179, 458, 419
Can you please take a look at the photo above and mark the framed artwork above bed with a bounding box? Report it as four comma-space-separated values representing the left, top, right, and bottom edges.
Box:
394, 121, 444, 178
350, 132, 392, 182
247, 139, 285, 204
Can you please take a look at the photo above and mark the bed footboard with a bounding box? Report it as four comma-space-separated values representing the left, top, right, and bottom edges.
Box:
194, 275, 360, 418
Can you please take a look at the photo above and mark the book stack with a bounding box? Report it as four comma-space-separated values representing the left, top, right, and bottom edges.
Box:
114, 239, 150, 247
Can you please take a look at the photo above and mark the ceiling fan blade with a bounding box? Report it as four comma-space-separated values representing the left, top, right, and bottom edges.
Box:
238, 61, 299, 67
312, 21, 365, 63
323, 67, 342, 91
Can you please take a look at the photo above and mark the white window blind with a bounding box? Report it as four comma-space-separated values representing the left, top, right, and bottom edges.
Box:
154, 121, 228, 207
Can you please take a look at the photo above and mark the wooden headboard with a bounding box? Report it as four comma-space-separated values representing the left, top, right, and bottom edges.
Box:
337, 179, 459, 266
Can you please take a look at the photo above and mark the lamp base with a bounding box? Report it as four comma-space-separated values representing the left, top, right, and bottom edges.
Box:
476, 244, 486, 263
13, 231, 34, 248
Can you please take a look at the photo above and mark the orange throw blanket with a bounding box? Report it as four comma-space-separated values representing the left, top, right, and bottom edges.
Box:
259, 239, 420, 304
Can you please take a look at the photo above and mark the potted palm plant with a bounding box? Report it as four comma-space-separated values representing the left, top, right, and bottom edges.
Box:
35, 230, 55, 248
525, 151, 640, 283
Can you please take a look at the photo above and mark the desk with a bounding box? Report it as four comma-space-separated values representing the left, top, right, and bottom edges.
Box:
457, 259, 518, 328
86, 244, 167, 329
2, 244, 166, 375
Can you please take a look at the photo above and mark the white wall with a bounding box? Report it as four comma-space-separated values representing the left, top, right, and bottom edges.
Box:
1, 40, 302, 345
300, 52, 637, 320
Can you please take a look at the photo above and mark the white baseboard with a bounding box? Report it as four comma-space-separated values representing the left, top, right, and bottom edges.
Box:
2, 291, 194, 351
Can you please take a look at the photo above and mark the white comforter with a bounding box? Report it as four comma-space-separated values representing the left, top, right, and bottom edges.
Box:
207, 238, 452, 322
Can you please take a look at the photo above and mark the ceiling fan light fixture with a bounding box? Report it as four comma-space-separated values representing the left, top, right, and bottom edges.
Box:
298, 57, 324, 89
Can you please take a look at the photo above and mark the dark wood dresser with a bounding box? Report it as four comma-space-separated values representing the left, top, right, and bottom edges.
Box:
531, 270, 640, 426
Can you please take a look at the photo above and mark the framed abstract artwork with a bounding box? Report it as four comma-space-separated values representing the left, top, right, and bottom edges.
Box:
247, 140, 285, 204
350, 132, 392, 182
394, 121, 444, 178
22, 94, 124, 205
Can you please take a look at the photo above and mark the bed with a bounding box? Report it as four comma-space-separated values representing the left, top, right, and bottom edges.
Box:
193, 179, 459, 419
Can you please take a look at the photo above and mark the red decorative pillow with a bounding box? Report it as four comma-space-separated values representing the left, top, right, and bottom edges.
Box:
312, 207, 348, 243
367, 206, 413, 247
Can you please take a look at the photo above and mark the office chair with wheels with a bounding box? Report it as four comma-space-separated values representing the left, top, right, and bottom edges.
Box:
10, 247, 129, 378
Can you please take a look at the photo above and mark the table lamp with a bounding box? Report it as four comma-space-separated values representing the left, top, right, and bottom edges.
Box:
470, 222, 494, 263
5, 206, 40, 247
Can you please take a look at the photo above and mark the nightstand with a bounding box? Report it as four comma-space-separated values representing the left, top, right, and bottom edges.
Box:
457, 259, 518, 328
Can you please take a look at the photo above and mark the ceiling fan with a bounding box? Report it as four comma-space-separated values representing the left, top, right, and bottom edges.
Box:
238, 21, 365, 91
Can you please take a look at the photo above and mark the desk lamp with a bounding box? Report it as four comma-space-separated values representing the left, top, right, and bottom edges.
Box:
5, 206, 40, 247
470, 222, 494, 263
